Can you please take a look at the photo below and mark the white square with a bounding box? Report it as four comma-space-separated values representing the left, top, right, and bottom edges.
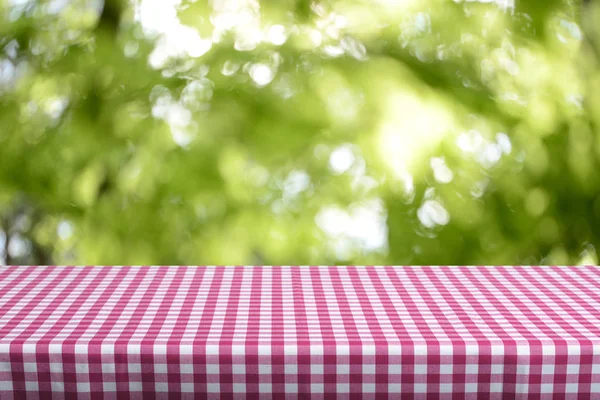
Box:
48, 344, 62, 354
337, 345, 350, 356
77, 383, 90, 392
180, 345, 193, 355
363, 345, 376, 355
567, 365, 579, 374
542, 346, 555, 356
258, 345, 271, 356
310, 345, 323, 356
206, 364, 219, 374
517, 364, 530, 374
542, 365, 554, 375
232, 365, 245, 374
154, 364, 168, 374
155, 382, 168, 392
363, 383, 376, 393
23, 363, 37, 373
440, 364, 452, 374
102, 364, 115, 373
490, 382, 503, 393
26, 382, 39, 391
389, 364, 401, 374
0, 362, 10, 373
491, 364, 503, 374
440, 383, 452, 393
311, 383, 324, 393
439, 345, 453, 356
232, 345, 245, 355
414, 345, 427, 356
540, 383, 554, 393
590, 383, 600, 392
259, 383, 272, 392
465, 345, 479, 355
50, 363, 62, 373
465, 383, 477, 392
101, 345, 113, 355
516, 345, 530, 355
284, 345, 297, 356
104, 382, 117, 391
565, 383, 578, 393
337, 364, 349, 374
388, 345, 401, 356
127, 344, 141, 355
311, 364, 323, 374
259, 365, 271, 374
363, 364, 375, 374
129, 382, 143, 391
414, 383, 427, 393
153, 344, 167, 355
206, 345, 219, 355
337, 383, 349, 393
389, 383, 401, 393
181, 383, 194, 393
284, 365, 297, 374
285, 383, 298, 393
0, 381, 12, 391
591, 364, 600, 374
465, 364, 478, 375
491, 345, 504, 356
128, 364, 141, 373
414, 365, 427, 374
75, 345, 88, 354
180, 364, 193, 374
207, 383, 220, 393
233, 383, 246, 393
516, 384, 529, 394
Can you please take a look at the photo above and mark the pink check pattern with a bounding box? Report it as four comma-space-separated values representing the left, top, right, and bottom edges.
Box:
1, 266, 600, 399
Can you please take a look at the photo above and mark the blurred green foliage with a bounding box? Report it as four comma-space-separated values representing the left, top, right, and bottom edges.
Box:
0, 0, 599, 265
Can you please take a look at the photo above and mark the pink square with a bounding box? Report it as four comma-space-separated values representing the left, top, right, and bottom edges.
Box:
205, 355, 219, 364
180, 354, 193, 365
231, 355, 244, 364
101, 354, 113, 363
363, 355, 376, 365
24, 372, 37, 381
440, 355, 453, 364
413, 372, 427, 384
181, 373, 194, 384
363, 374, 376, 384
311, 356, 323, 364
76, 372, 89, 382
154, 354, 167, 364
206, 373, 219, 384
128, 373, 142, 383
22, 354, 36, 363
258, 355, 270, 364
49, 353, 62, 364
388, 355, 401, 365
284, 355, 296, 365
336, 355, 349, 364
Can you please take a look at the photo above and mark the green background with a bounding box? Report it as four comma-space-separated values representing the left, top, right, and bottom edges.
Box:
1, 0, 599, 265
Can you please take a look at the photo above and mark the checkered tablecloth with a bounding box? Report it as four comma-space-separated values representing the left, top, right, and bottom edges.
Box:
1, 266, 600, 399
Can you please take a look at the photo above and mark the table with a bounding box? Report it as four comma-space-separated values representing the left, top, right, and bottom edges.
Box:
1, 266, 599, 399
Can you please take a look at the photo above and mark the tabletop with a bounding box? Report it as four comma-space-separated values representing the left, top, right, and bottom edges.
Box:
1, 266, 600, 399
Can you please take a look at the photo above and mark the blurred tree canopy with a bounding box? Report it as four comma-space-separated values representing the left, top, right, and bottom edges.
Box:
0, 0, 599, 265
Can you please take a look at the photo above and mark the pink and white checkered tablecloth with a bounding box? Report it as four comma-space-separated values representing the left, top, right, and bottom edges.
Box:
1, 266, 600, 399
